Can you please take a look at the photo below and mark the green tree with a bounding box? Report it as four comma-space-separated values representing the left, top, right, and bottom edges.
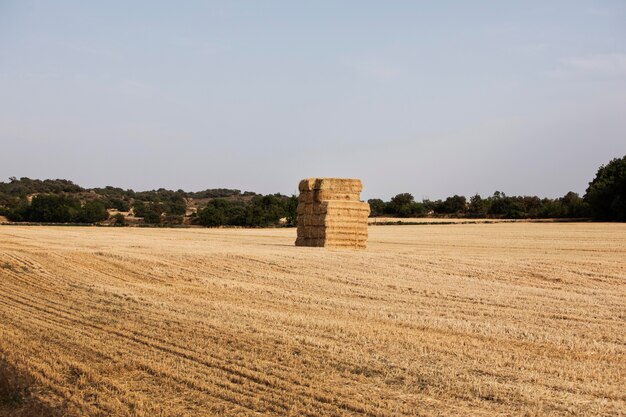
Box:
107, 197, 130, 211
142, 203, 163, 224
198, 201, 227, 226
132, 201, 147, 217
134, 201, 162, 224
29, 195, 81, 223
77, 200, 109, 223
284, 195, 298, 226
585, 156, 626, 221
467, 194, 487, 218
384, 193, 424, 217
4, 198, 31, 222
112, 213, 126, 226
488, 191, 508, 217
436, 195, 466, 214
367, 199, 386, 217
245, 195, 285, 226
166, 193, 187, 216
560, 192, 590, 218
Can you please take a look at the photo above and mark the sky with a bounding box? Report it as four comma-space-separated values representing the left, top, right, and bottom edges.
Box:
1, 1, 625, 200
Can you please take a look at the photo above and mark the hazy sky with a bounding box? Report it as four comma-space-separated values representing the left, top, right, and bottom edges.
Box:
1, 1, 625, 200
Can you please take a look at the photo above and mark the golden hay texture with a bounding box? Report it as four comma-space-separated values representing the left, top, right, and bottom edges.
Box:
296, 178, 370, 248
0, 224, 625, 416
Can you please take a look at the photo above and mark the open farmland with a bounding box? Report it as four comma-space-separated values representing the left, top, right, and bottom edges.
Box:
0, 224, 625, 416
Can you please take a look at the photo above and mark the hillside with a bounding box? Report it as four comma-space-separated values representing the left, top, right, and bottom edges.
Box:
0, 177, 295, 227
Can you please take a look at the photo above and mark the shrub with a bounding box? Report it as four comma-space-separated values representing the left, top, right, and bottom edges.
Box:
112, 213, 126, 226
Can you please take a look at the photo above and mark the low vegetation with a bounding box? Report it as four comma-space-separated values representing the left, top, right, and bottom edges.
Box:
370, 155, 625, 220
369, 190, 590, 219
0, 155, 624, 225
0, 179, 296, 227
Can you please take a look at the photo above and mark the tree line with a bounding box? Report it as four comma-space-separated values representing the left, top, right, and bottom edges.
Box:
0, 155, 624, 224
196, 195, 297, 227
0, 179, 297, 227
0, 178, 250, 212
368, 191, 589, 219
368, 155, 625, 221
4, 194, 109, 224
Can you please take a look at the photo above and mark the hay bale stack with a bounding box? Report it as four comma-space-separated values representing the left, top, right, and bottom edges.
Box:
295, 178, 370, 249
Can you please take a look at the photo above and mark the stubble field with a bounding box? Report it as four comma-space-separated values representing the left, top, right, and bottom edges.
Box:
0, 224, 625, 416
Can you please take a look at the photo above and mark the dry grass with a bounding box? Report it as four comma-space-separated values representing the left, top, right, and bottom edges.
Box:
0, 350, 67, 417
0, 223, 624, 416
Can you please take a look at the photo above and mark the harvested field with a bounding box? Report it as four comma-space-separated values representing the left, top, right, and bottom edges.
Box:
0, 224, 625, 416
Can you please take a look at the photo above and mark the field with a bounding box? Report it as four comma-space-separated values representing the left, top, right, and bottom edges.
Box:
1, 224, 625, 416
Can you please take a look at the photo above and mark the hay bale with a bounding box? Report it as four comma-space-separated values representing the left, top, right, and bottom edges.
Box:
295, 178, 370, 249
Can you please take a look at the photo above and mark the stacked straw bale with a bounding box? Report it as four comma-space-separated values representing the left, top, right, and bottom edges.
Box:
295, 178, 370, 249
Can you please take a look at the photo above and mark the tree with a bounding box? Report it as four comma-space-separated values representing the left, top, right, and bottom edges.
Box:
29, 195, 81, 223
389, 193, 414, 210
132, 201, 147, 217
560, 192, 590, 218
198, 202, 227, 226
488, 191, 508, 217
107, 197, 130, 211
4, 198, 31, 222
166, 193, 187, 216
112, 213, 126, 226
436, 195, 466, 215
467, 194, 487, 218
386, 193, 416, 217
284, 195, 298, 226
585, 156, 626, 221
77, 200, 109, 223
134, 201, 162, 224
142, 204, 163, 224
367, 199, 386, 217
245, 195, 285, 226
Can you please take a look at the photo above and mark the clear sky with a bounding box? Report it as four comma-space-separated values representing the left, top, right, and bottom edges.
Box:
1, 1, 625, 200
